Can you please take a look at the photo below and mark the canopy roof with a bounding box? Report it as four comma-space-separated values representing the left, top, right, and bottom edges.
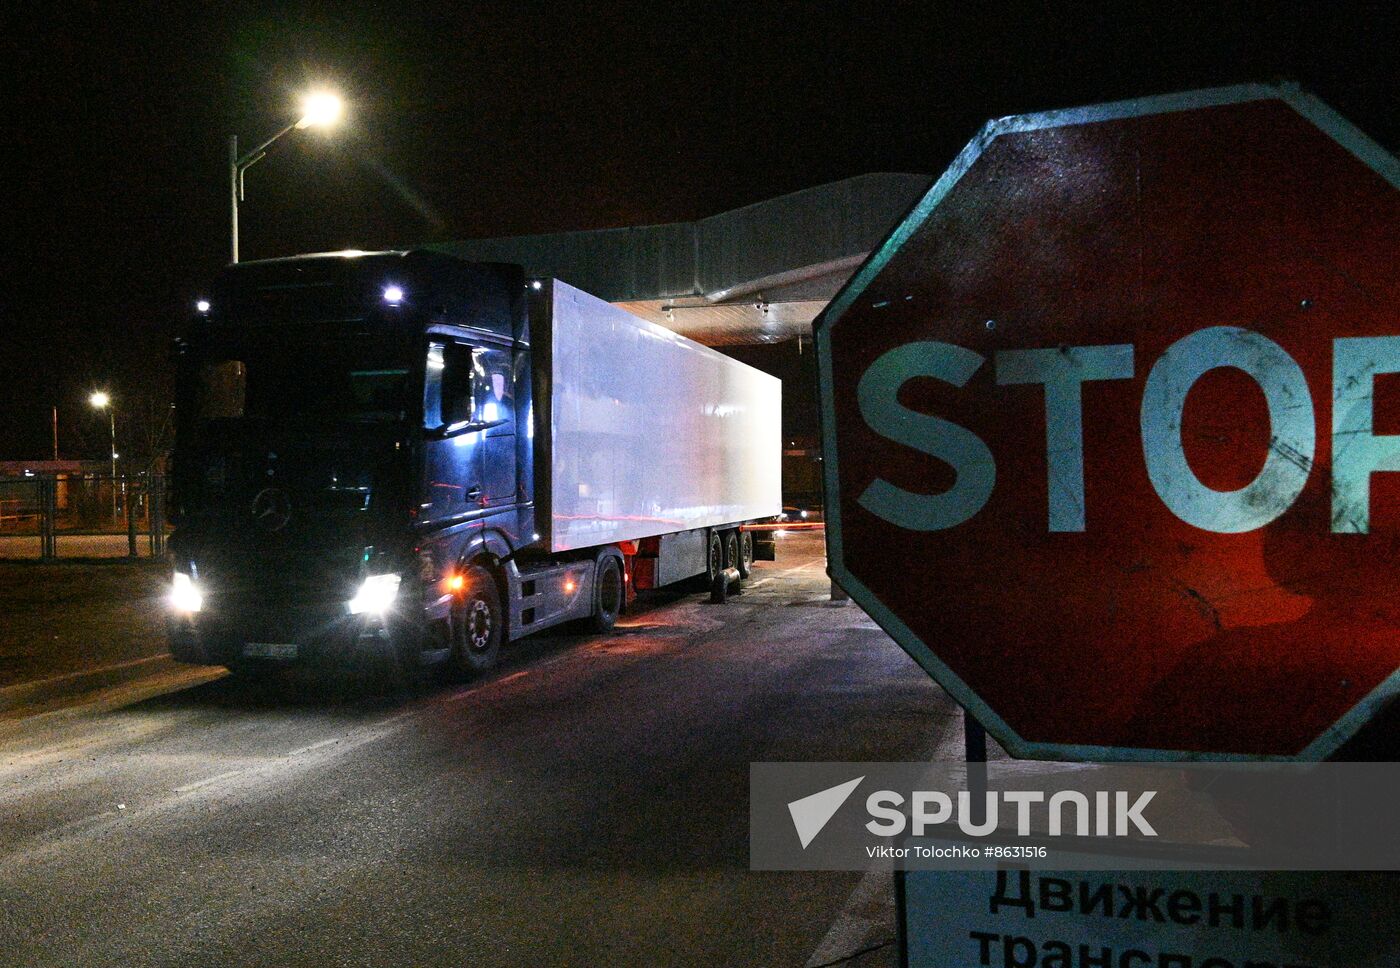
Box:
428, 173, 929, 345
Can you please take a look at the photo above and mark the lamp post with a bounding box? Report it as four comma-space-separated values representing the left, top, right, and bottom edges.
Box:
89, 391, 118, 518
229, 91, 344, 264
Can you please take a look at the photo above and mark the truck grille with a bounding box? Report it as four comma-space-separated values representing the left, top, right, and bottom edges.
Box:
197, 548, 362, 609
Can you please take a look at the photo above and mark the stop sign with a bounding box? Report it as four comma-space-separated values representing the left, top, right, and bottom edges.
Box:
815, 84, 1400, 760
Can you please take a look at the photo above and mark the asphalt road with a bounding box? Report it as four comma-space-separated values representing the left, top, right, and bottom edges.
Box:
0, 533, 959, 967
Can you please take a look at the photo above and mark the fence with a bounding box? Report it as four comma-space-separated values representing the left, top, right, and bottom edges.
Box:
0, 473, 167, 560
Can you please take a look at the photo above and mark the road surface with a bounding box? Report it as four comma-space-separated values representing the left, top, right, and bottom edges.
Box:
0, 533, 959, 967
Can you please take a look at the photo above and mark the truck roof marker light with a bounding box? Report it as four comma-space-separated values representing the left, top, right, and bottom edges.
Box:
195, 299, 211, 313
382, 285, 405, 305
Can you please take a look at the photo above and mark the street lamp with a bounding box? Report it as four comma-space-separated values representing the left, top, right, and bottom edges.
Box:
89, 391, 118, 517
228, 90, 344, 264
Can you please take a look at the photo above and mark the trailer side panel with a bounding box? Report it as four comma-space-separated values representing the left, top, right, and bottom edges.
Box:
544, 280, 781, 552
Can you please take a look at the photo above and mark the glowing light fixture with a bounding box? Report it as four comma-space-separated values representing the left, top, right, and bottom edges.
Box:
348, 573, 401, 615
382, 285, 405, 305
296, 91, 344, 130
195, 299, 211, 313
170, 572, 204, 613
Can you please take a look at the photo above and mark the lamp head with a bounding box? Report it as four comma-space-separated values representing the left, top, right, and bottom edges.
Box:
89, 391, 111, 409
296, 91, 344, 130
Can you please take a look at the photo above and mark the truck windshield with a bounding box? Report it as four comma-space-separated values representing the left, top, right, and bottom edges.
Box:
190, 339, 411, 425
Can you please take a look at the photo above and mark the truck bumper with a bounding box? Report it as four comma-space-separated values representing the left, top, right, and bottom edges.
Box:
167, 604, 389, 668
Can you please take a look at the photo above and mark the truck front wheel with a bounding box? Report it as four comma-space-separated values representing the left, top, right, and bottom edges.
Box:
446, 565, 503, 679
588, 556, 624, 633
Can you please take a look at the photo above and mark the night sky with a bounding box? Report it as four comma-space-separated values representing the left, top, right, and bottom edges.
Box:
3, 2, 1395, 460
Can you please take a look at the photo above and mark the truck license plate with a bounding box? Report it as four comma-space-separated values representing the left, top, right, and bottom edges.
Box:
243, 642, 298, 660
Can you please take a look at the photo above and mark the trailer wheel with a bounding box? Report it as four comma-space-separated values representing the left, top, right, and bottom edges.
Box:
737, 530, 755, 578
704, 531, 724, 587
446, 565, 503, 679
722, 530, 741, 574
588, 556, 624, 633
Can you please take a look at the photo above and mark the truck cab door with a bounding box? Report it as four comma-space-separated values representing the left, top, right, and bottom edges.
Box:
473, 346, 517, 523
419, 340, 485, 528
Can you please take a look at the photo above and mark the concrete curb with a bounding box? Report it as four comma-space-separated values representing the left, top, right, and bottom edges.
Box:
0, 654, 185, 714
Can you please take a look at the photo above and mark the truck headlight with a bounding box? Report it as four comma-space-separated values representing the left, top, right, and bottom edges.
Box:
170, 572, 204, 614
348, 573, 401, 615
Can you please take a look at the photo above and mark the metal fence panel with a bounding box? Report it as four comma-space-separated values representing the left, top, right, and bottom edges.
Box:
0, 474, 166, 560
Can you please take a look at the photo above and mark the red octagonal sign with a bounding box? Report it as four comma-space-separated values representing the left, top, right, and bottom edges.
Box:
815, 84, 1400, 760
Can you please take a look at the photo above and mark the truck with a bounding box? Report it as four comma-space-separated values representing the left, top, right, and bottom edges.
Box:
167, 249, 782, 682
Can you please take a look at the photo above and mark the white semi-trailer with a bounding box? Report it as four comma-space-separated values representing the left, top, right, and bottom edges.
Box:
167, 249, 782, 681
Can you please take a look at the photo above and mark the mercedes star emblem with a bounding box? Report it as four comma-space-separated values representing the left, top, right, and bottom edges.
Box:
250, 487, 292, 532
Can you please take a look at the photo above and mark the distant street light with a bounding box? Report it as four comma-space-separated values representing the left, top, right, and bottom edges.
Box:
89, 391, 119, 516
229, 90, 345, 264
